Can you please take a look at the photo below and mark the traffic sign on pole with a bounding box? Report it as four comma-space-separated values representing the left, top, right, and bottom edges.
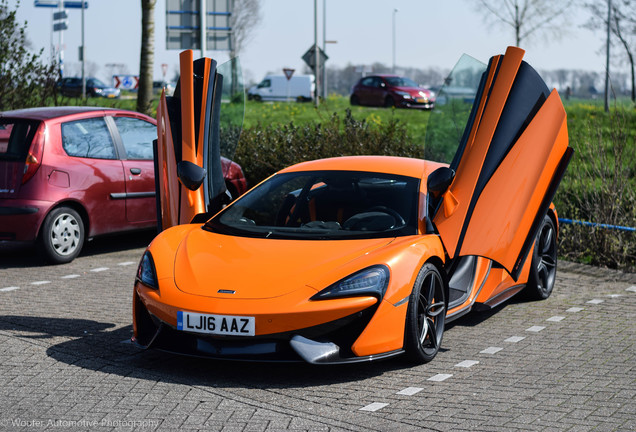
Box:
283, 68, 295, 81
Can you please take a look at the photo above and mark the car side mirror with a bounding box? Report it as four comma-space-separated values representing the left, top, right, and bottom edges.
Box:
427, 167, 455, 199
177, 161, 207, 191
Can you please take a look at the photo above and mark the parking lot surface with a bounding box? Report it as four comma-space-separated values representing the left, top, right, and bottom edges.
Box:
1, 233, 635, 431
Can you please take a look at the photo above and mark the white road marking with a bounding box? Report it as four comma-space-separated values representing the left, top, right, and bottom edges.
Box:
0, 287, 19, 292
607, 294, 623, 298
504, 336, 525, 343
566, 307, 584, 313
90, 267, 109, 272
547, 316, 565, 322
626, 286, 636, 293
428, 373, 452, 382
480, 347, 503, 355
61, 274, 80, 279
587, 299, 604, 304
118, 261, 135, 266
31, 281, 50, 285
396, 387, 423, 396
526, 326, 545, 332
455, 360, 479, 368
359, 402, 388, 412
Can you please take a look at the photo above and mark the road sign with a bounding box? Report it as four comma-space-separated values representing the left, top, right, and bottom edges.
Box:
166, 0, 232, 51
53, 21, 68, 31
34, 1, 88, 8
53, 11, 68, 20
113, 75, 139, 90
302, 45, 328, 69
283, 68, 295, 80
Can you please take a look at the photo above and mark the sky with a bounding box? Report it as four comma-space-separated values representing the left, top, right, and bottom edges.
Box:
10, 0, 612, 87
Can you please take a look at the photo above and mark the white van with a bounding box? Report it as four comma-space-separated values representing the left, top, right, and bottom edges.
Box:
248, 75, 314, 102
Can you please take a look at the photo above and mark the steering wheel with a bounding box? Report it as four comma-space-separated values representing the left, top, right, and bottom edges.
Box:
366, 206, 406, 228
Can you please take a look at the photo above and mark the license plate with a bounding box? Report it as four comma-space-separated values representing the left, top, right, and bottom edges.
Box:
177, 311, 255, 336
415, 97, 426, 103
107, 94, 115, 98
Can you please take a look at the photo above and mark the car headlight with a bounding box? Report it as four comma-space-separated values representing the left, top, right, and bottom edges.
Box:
136, 251, 158, 289
93, 88, 103, 94
395, 91, 411, 99
311, 265, 389, 300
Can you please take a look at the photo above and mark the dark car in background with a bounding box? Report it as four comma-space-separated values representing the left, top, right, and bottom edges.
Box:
350, 75, 435, 109
0, 107, 247, 264
57, 77, 121, 98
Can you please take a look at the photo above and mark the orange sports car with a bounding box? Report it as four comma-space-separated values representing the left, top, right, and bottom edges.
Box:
132, 47, 573, 364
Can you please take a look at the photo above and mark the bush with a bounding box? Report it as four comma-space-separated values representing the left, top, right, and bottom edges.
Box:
0, 0, 58, 111
554, 106, 636, 271
234, 109, 424, 187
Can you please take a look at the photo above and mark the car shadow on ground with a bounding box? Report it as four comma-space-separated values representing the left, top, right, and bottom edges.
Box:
0, 230, 156, 269
1, 315, 418, 387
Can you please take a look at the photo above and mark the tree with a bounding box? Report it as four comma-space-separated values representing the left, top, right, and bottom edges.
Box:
230, 0, 262, 57
137, 0, 156, 115
473, 0, 575, 46
586, 0, 636, 103
0, 0, 58, 111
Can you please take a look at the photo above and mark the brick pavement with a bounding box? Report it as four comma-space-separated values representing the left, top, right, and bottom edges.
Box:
0, 234, 634, 431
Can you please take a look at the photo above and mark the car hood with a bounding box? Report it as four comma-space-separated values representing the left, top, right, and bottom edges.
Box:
173, 227, 393, 299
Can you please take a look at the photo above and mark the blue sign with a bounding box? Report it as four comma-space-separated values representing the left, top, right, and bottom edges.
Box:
34, 1, 88, 8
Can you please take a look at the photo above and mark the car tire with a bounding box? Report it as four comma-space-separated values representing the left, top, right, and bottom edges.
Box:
405, 263, 446, 363
350, 94, 360, 106
253, 95, 262, 102
525, 215, 557, 300
384, 96, 395, 108
39, 206, 85, 264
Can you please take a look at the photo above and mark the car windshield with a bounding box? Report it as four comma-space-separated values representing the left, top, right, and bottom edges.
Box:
205, 170, 420, 240
88, 78, 109, 88
385, 77, 419, 87
423, 54, 487, 163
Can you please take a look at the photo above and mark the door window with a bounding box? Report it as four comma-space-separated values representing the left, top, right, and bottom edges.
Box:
61, 117, 117, 159
113, 117, 156, 160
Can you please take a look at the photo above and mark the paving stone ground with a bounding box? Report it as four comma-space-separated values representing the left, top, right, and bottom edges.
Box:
1, 233, 635, 431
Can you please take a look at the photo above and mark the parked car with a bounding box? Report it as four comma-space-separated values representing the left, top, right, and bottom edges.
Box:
247, 75, 313, 102
57, 77, 121, 99
350, 75, 435, 109
153, 81, 175, 96
133, 47, 573, 364
0, 107, 247, 264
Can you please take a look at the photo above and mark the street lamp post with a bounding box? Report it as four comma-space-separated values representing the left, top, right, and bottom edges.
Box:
392, 8, 398, 74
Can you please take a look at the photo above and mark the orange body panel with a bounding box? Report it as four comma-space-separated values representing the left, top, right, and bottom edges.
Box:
352, 300, 408, 356
178, 50, 206, 223
434, 47, 525, 259
460, 90, 568, 271
156, 91, 180, 229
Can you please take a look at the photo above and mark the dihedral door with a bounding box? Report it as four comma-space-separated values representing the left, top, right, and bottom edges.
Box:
433, 47, 573, 280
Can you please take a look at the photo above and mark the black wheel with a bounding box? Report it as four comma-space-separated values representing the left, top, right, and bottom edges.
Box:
39, 206, 85, 264
525, 215, 557, 300
405, 263, 446, 363
253, 94, 262, 102
350, 94, 360, 106
383, 96, 395, 108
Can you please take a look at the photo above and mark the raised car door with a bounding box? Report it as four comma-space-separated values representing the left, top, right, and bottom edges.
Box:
155, 50, 244, 231
431, 46, 573, 281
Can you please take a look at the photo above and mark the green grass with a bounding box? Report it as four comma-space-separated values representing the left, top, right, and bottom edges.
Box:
242, 95, 431, 145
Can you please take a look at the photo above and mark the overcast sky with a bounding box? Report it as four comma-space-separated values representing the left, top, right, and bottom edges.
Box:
11, 0, 612, 86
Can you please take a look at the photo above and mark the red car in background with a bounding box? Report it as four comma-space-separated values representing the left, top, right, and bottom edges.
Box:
350, 75, 435, 109
0, 107, 247, 264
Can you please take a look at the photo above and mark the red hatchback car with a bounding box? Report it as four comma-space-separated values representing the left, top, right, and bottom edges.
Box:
0, 107, 247, 264
350, 75, 435, 109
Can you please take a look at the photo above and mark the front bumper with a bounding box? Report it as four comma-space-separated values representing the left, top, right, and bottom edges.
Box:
132, 285, 403, 363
